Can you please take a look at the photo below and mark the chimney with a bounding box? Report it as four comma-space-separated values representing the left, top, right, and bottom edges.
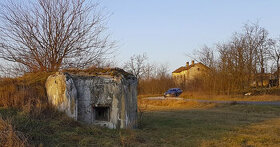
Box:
191, 60, 195, 65
186, 62, 189, 68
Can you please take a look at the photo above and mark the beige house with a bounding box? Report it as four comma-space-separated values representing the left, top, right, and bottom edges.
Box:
172, 60, 210, 85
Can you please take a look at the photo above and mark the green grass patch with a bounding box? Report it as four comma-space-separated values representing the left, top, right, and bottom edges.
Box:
138, 104, 280, 146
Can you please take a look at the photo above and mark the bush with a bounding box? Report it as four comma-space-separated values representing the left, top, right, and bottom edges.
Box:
138, 76, 175, 95
0, 72, 53, 116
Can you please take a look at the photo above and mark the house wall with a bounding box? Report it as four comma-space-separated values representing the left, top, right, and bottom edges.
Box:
45, 72, 137, 129
172, 64, 208, 85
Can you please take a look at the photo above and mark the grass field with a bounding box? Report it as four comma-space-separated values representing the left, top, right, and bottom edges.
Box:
180, 92, 280, 102
140, 104, 280, 146
138, 92, 280, 102
1, 100, 280, 146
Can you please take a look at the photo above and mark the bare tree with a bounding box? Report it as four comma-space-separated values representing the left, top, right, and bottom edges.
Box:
137, 62, 175, 95
123, 53, 148, 80
197, 45, 215, 68
156, 63, 169, 78
0, 0, 114, 72
269, 38, 280, 86
242, 23, 270, 88
197, 23, 273, 95
143, 63, 155, 80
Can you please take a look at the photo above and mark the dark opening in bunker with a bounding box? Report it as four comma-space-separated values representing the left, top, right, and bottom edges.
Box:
95, 106, 110, 121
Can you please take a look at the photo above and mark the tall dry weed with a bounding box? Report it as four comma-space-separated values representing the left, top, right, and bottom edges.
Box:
0, 117, 28, 147
0, 72, 52, 116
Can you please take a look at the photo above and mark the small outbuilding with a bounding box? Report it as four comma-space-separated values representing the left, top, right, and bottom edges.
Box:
45, 68, 137, 129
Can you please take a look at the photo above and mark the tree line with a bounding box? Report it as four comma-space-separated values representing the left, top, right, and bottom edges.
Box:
123, 54, 175, 95
196, 23, 280, 95
125, 23, 280, 96
0, 1, 278, 96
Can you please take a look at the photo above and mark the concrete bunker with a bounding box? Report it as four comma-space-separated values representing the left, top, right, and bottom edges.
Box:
45, 68, 137, 129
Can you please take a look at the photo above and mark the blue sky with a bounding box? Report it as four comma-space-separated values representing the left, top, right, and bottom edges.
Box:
101, 0, 280, 72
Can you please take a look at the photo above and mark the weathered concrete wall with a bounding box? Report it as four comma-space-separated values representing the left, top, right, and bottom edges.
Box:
45, 72, 78, 120
45, 70, 137, 129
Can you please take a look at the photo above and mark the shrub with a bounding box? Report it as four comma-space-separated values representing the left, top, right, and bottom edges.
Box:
0, 72, 53, 116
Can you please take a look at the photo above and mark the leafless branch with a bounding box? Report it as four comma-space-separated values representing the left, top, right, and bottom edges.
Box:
0, 0, 115, 73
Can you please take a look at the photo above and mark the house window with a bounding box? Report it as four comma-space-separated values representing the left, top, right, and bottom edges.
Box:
95, 106, 110, 121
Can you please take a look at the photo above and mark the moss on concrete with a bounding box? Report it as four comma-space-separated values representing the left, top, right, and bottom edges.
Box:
62, 67, 134, 79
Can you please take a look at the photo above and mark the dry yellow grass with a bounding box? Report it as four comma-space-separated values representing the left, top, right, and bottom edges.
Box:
138, 94, 163, 99
0, 117, 28, 147
0, 72, 51, 109
200, 116, 280, 146
138, 99, 217, 111
181, 92, 280, 101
